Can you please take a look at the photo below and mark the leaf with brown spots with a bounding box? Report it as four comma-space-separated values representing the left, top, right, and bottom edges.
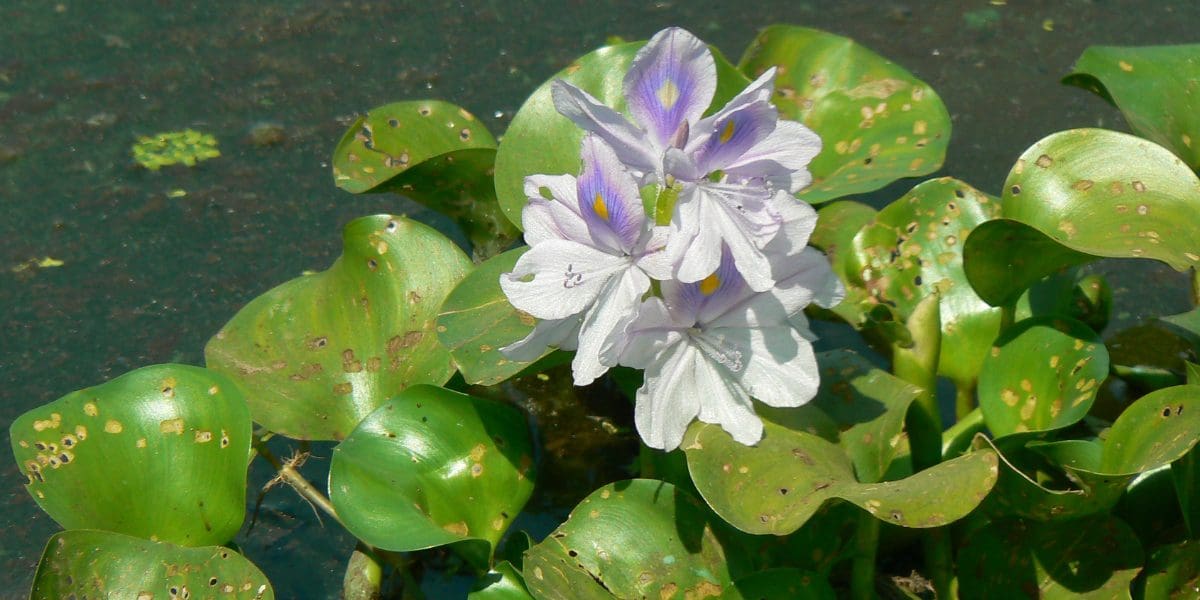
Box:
1064, 44, 1200, 169
205, 215, 471, 440
522, 480, 742, 600
9, 364, 251, 546
331, 100, 517, 260
329, 385, 534, 568
30, 530, 273, 600
739, 25, 951, 203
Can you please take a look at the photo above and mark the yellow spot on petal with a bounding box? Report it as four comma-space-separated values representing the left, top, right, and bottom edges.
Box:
699, 273, 721, 296
720, 120, 736, 144
657, 79, 680, 109
593, 192, 609, 221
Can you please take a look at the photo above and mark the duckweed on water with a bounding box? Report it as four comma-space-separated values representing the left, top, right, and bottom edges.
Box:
131, 129, 220, 170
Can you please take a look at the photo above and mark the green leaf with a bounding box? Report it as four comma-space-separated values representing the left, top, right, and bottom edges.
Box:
438, 246, 544, 385
469, 561, 532, 600
983, 385, 1200, 521
31, 530, 273, 600
963, 219, 1099, 307
205, 215, 472, 440
331, 101, 517, 259
1101, 384, 1200, 474
683, 417, 998, 534
1064, 45, 1200, 169
10, 364, 251, 546
978, 317, 1109, 438
722, 568, 836, 600
1139, 540, 1200, 599
809, 200, 877, 325
1015, 271, 1113, 334
1162, 307, 1200, 351
957, 515, 1143, 598
842, 178, 1002, 388
739, 25, 951, 203
494, 41, 750, 228
329, 385, 534, 563
522, 479, 740, 600
792, 349, 922, 483
1000, 129, 1200, 271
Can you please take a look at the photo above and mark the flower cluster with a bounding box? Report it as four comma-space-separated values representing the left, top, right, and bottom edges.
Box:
500, 27, 843, 451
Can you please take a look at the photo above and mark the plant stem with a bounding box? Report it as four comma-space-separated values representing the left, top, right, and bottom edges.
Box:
850, 512, 880, 600
954, 380, 976, 422
892, 294, 954, 598
253, 438, 341, 526
942, 407, 985, 459
344, 544, 384, 600
999, 301, 1016, 333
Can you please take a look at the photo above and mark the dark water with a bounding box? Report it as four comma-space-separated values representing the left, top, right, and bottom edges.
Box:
2, 1, 1197, 596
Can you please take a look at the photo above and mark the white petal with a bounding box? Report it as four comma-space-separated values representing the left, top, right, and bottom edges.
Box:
500, 315, 582, 362
690, 344, 763, 445
633, 226, 673, 280
634, 342, 703, 450
572, 268, 650, 386
723, 120, 822, 193
551, 80, 660, 177
520, 197, 594, 248
615, 297, 685, 370
500, 239, 626, 320
668, 189, 723, 283
704, 326, 819, 408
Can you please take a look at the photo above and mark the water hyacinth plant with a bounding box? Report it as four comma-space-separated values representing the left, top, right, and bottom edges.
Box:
11, 22, 1200, 600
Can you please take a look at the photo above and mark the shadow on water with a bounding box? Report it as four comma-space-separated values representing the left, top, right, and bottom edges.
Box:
2, 0, 1197, 596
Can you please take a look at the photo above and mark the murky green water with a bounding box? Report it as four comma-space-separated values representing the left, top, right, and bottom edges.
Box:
2, 1, 1197, 596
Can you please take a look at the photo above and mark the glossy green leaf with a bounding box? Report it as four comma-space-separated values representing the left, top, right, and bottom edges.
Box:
522, 479, 739, 600
981, 441, 1125, 522
786, 349, 922, 483
739, 25, 951, 203
978, 317, 1108, 438
683, 417, 998, 534
329, 385, 534, 562
205, 215, 472, 440
10, 364, 251, 546
984, 385, 1200, 522
963, 219, 1099, 307
469, 561, 532, 600
957, 515, 1143, 598
842, 177, 1002, 388
1064, 45, 1200, 169
438, 246, 544, 385
722, 568, 836, 600
494, 41, 750, 228
331, 100, 517, 259
1015, 271, 1113, 334
809, 200, 877, 325
1140, 540, 1200, 599
31, 529, 272, 600
1101, 385, 1200, 474
1000, 129, 1200, 271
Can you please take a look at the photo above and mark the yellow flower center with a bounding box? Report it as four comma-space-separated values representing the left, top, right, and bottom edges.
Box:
657, 79, 680, 109
699, 273, 721, 296
720, 120, 736, 144
593, 192, 610, 221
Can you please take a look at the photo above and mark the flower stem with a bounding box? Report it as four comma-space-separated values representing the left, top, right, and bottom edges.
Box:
954, 380, 976, 422
850, 513, 880, 600
253, 437, 341, 526
892, 294, 954, 598
942, 407, 985, 458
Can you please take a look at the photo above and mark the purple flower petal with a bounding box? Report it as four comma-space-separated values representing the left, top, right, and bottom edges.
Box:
722, 120, 822, 193
552, 80, 660, 178
687, 98, 780, 176
624, 27, 716, 152
576, 136, 647, 254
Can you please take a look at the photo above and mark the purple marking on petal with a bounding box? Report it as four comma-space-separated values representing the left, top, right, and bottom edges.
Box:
624, 27, 716, 151
576, 136, 648, 254
665, 245, 747, 325
722, 120, 822, 193
689, 100, 779, 175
